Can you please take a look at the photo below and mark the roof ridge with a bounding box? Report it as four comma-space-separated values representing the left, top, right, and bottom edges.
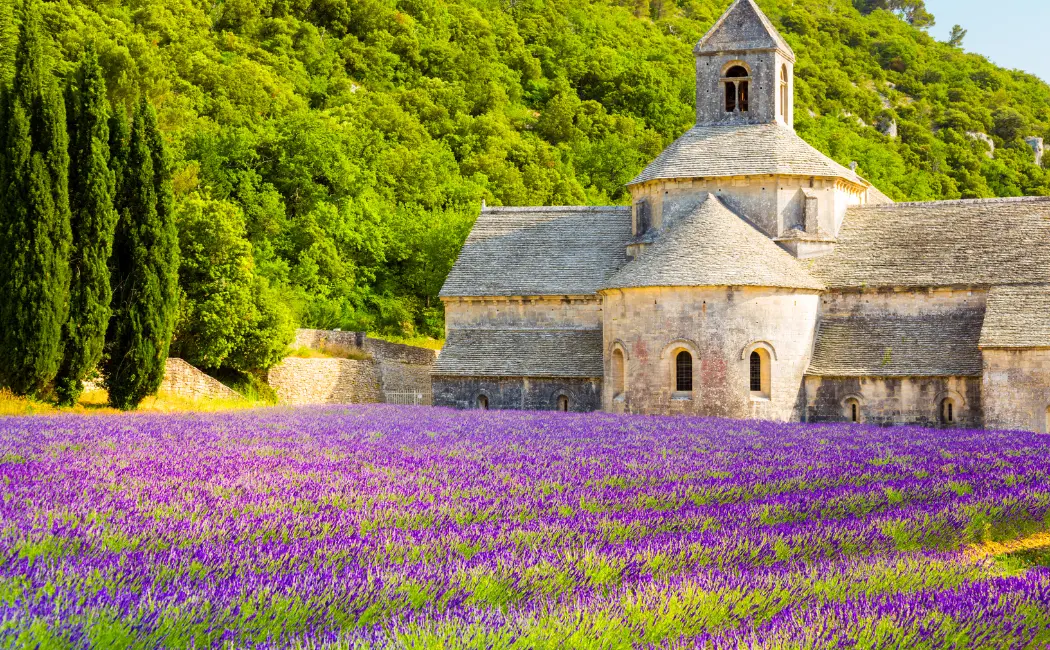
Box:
481, 205, 629, 213
856, 196, 1050, 210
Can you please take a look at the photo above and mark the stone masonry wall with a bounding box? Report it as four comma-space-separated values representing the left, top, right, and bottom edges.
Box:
804, 376, 982, 428
272, 329, 436, 405
982, 349, 1050, 433
603, 286, 821, 420
268, 357, 382, 406
159, 358, 243, 401
433, 377, 602, 412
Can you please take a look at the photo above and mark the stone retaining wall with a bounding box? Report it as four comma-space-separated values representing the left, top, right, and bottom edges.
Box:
159, 358, 243, 401
268, 357, 382, 406
269, 330, 436, 405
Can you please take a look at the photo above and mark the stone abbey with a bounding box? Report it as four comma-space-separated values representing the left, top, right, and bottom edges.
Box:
433, 0, 1050, 432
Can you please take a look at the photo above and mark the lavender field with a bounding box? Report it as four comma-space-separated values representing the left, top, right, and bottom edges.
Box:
1, 406, 1049, 648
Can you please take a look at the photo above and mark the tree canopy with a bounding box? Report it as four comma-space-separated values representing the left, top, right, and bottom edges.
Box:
1, 0, 1048, 342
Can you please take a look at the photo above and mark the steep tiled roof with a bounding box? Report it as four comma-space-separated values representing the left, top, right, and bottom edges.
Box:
440, 206, 632, 298
807, 312, 985, 377
694, 0, 794, 59
807, 197, 1050, 289
980, 285, 1050, 348
604, 194, 825, 291
433, 329, 603, 378
629, 124, 864, 186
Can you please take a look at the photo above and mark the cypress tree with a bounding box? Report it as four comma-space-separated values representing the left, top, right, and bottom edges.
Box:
103, 99, 179, 410
0, 0, 72, 397
54, 44, 116, 405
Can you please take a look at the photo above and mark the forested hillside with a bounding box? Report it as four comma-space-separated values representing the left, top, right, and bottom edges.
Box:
2, 0, 1049, 348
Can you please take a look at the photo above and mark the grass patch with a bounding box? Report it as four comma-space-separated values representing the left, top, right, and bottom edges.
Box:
367, 332, 444, 351
289, 344, 372, 361
0, 388, 262, 416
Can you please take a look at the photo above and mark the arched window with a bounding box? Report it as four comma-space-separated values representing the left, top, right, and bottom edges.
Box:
748, 349, 771, 399
844, 398, 861, 423
557, 395, 570, 412
476, 394, 489, 410
722, 65, 750, 114
675, 351, 693, 392
611, 348, 626, 398
939, 398, 956, 426
1045, 406, 1050, 434
779, 64, 789, 118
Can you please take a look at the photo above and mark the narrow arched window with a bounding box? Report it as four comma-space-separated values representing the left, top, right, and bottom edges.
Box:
723, 65, 750, 114
611, 348, 626, 398
939, 398, 956, 426
843, 398, 861, 423
1045, 406, 1050, 434
748, 348, 771, 399
780, 64, 789, 118
476, 394, 489, 410
557, 395, 570, 412
676, 351, 693, 392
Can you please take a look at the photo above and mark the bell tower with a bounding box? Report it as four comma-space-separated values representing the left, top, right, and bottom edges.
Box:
694, 0, 795, 129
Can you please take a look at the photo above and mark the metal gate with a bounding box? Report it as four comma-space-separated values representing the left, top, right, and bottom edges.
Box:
383, 390, 433, 406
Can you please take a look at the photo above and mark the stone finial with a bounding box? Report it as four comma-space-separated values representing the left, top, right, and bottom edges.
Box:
1025, 137, 1044, 167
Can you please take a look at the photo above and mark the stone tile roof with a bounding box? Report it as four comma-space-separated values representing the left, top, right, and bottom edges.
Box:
807, 312, 985, 377
806, 197, 1050, 289
980, 285, 1050, 348
694, 0, 794, 59
433, 328, 604, 378
440, 206, 632, 298
603, 194, 825, 291
629, 124, 864, 186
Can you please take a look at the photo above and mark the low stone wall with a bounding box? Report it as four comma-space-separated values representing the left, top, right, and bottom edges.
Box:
268, 357, 382, 406
159, 358, 243, 401
277, 329, 437, 405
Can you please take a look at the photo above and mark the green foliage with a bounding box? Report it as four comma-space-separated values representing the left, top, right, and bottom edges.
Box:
0, 0, 71, 397
7, 0, 1050, 343
103, 100, 179, 411
55, 43, 117, 406
171, 194, 294, 372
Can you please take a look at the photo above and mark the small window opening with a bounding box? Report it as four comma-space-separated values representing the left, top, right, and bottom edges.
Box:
1045, 406, 1050, 434
557, 395, 570, 412
939, 398, 956, 426
725, 82, 736, 112
779, 64, 789, 117
843, 398, 861, 423
676, 351, 693, 392
476, 394, 489, 410
748, 348, 771, 399
722, 65, 750, 114
635, 199, 651, 236
611, 348, 626, 398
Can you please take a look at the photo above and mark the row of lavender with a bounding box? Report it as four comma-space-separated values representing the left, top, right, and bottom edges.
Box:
1, 406, 1048, 647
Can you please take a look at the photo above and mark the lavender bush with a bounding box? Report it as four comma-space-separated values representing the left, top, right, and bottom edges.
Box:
1, 406, 1048, 648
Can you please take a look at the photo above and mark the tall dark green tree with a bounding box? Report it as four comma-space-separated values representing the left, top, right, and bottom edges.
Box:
55, 44, 117, 405
103, 99, 179, 410
0, 0, 71, 397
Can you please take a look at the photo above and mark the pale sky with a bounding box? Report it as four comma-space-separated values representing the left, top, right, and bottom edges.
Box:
924, 0, 1050, 83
